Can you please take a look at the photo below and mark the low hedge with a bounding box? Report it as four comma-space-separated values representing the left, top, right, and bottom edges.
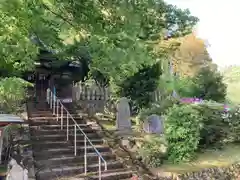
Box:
165, 102, 240, 163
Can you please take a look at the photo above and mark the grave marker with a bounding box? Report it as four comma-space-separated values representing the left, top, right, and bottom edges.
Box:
116, 97, 132, 133
143, 114, 164, 134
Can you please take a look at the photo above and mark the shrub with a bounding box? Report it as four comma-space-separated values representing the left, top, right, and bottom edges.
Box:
165, 104, 203, 163
138, 135, 167, 168
225, 106, 240, 143
194, 102, 229, 149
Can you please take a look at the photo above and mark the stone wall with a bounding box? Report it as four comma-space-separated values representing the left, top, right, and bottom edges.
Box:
8, 124, 36, 180
157, 163, 240, 180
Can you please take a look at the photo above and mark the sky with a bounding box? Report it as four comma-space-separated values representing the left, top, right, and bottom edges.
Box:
166, 0, 239, 68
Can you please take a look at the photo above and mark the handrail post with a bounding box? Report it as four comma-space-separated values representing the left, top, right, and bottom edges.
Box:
104, 162, 107, 171
99, 156, 102, 180
53, 87, 56, 115
67, 114, 69, 141
46, 88, 50, 104
53, 95, 55, 115
74, 124, 77, 156
50, 91, 52, 109
84, 136, 87, 175
61, 105, 63, 130
56, 100, 59, 121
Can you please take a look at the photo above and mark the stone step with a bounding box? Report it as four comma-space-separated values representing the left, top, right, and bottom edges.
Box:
32, 139, 104, 150
30, 122, 90, 130
87, 168, 133, 180
29, 126, 96, 135
35, 152, 116, 167
32, 109, 49, 113
54, 108, 80, 115
29, 119, 84, 126
30, 129, 96, 136
67, 145, 110, 154
29, 113, 54, 118
29, 119, 58, 126
31, 139, 104, 149
33, 147, 74, 158
29, 116, 83, 121
31, 140, 71, 150
33, 145, 110, 158
31, 133, 99, 141
35, 160, 123, 180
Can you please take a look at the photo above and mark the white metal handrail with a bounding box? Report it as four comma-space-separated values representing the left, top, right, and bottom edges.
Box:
46, 88, 107, 179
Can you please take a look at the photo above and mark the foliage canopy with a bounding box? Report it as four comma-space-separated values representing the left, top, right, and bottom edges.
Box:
0, 0, 198, 111
0, 0, 198, 78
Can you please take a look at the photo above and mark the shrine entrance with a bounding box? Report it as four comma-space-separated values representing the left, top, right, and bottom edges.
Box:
25, 69, 51, 101
35, 72, 49, 100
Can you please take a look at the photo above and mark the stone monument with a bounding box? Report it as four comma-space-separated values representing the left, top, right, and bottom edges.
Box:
116, 97, 132, 134
143, 114, 164, 134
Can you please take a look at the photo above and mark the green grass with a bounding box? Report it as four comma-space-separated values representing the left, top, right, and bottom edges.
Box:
155, 144, 240, 174
226, 83, 240, 104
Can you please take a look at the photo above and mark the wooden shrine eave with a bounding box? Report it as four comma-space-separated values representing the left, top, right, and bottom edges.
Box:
34, 60, 81, 69
31, 36, 82, 72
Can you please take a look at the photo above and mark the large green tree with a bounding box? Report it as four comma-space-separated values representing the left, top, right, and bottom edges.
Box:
0, 0, 198, 111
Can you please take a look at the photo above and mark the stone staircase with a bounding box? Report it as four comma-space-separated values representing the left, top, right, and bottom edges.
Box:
27, 101, 133, 180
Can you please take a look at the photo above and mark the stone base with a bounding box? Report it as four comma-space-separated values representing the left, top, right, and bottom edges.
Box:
114, 131, 133, 149
153, 162, 240, 180
115, 129, 133, 136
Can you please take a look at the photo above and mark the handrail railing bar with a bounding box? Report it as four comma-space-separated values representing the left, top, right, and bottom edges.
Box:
60, 101, 106, 164
84, 136, 87, 174
67, 109, 105, 160
60, 105, 63, 130
48, 89, 107, 171
56, 99, 59, 121
67, 113, 69, 141
99, 156, 102, 180
53, 94, 55, 115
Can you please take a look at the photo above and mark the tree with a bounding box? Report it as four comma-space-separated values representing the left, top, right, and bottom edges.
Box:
117, 61, 162, 110
0, 78, 31, 113
174, 76, 197, 98
192, 67, 227, 102
0, 0, 198, 111
171, 33, 215, 77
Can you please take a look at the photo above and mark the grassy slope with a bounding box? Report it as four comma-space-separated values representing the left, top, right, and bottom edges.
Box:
154, 144, 240, 174
222, 66, 240, 104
